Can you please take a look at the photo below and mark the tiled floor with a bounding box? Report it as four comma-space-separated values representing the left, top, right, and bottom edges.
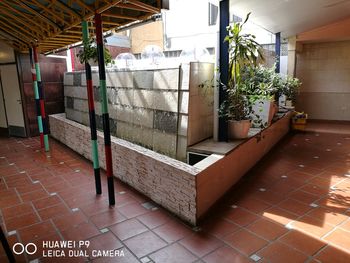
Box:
0, 126, 350, 263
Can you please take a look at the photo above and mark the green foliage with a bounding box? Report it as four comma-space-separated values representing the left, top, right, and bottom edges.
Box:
219, 13, 301, 124
224, 12, 264, 86
240, 64, 281, 99
282, 76, 301, 103
220, 13, 265, 122
219, 84, 252, 121
240, 64, 301, 103
77, 38, 113, 65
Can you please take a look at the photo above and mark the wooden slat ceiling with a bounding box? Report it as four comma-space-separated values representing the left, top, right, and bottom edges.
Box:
0, 0, 163, 53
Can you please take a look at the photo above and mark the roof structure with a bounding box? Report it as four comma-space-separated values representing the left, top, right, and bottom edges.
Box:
0, 0, 165, 53
230, 0, 350, 37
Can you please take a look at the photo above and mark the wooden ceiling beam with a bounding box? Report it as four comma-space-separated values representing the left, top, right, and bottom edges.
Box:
24, 0, 68, 25
53, 0, 82, 21
1, 0, 160, 53
113, 2, 155, 13
0, 28, 31, 46
127, 0, 159, 14
74, 0, 95, 14
0, 2, 50, 36
102, 13, 139, 21
65, 29, 83, 34
54, 35, 82, 40
12, 0, 63, 31
0, 9, 45, 40
0, 20, 35, 44
102, 21, 121, 26
0, 16, 41, 42
95, 0, 123, 14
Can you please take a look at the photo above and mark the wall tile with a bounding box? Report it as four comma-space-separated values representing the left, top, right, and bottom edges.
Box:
134, 70, 154, 89
154, 110, 177, 134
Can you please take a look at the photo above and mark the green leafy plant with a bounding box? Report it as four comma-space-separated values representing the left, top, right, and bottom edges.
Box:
77, 38, 113, 65
282, 76, 301, 104
220, 13, 265, 123
219, 83, 252, 121
240, 64, 281, 100
225, 12, 264, 86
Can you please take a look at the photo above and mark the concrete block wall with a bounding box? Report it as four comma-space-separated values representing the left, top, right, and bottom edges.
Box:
49, 114, 199, 225
64, 63, 214, 162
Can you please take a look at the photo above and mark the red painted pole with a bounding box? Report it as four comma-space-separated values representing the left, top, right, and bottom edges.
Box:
29, 48, 44, 148
95, 13, 115, 205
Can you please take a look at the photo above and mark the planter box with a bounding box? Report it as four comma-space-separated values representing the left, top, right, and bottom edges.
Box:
251, 99, 275, 127
49, 112, 291, 225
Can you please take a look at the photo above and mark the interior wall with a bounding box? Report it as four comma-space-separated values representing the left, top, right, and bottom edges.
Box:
296, 41, 350, 121
0, 41, 15, 63
297, 17, 350, 43
0, 83, 7, 128
0, 42, 16, 129
0, 64, 25, 136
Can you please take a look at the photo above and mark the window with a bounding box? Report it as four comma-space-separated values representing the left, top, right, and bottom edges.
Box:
208, 2, 218, 26
232, 14, 242, 23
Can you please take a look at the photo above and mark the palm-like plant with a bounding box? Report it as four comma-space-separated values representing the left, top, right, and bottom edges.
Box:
224, 13, 264, 86
221, 13, 265, 122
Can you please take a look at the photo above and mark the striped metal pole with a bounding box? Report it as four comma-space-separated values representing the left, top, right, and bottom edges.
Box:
29, 48, 44, 148
82, 21, 102, 195
95, 13, 115, 205
33, 47, 50, 152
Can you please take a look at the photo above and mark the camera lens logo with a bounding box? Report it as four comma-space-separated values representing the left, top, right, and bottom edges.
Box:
12, 243, 37, 255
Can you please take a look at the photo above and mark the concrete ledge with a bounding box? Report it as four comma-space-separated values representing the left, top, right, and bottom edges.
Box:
196, 112, 292, 219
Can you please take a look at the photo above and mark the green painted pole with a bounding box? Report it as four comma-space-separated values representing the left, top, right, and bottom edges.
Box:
29, 48, 44, 148
33, 47, 50, 152
95, 13, 115, 206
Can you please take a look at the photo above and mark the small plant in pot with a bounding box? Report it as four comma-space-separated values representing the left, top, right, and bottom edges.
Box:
77, 38, 113, 66
220, 12, 264, 139
220, 83, 254, 139
282, 76, 301, 107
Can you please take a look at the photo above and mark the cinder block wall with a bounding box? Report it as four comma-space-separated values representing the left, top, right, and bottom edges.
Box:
49, 113, 199, 225
296, 41, 350, 121
63, 63, 214, 162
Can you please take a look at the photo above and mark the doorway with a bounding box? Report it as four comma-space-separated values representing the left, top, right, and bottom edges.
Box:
0, 64, 26, 137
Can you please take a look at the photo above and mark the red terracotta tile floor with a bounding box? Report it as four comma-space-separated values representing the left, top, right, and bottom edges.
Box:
1, 126, 350, 262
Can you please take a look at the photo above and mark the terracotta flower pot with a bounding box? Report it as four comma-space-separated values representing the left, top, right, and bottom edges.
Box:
228, 120, 251, 139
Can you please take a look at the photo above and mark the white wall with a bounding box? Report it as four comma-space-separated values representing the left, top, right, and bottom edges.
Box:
296, 41, 350, 120
162, 0, 219, 51
162, 0, 275, 49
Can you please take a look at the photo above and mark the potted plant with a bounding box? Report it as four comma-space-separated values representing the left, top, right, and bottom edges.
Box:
241, 65, 281, 127
282, 76, 301, 107
77, 38, 113, 66
221, 12, 264, 138
220, 84, 253, 139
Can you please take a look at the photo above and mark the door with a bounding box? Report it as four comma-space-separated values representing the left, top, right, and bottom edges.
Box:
0, 64, 26, 137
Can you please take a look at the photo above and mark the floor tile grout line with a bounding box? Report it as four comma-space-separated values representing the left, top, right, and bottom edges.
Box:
30, 201, 43, 222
